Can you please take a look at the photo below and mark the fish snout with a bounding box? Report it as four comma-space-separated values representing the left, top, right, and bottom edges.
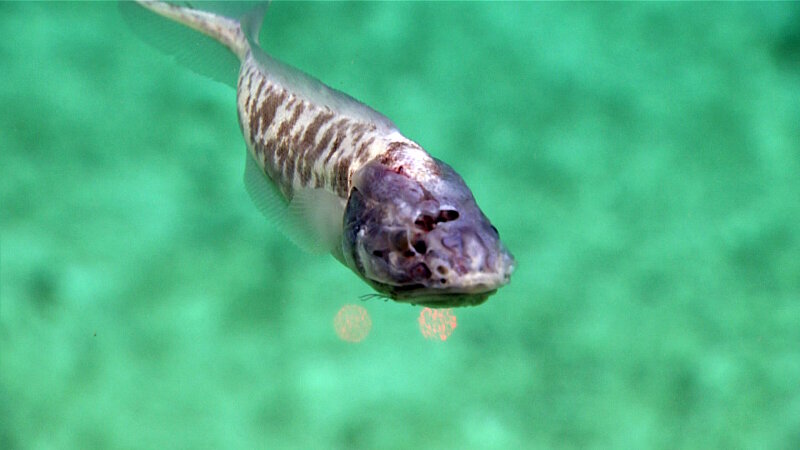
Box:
424, 223, 514, 291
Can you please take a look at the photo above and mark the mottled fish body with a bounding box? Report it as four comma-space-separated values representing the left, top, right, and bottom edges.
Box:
240, 55, 408, 201
131, 1, 514, 307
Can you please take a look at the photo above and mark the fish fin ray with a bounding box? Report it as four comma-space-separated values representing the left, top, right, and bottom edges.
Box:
243, 151, 341, 254
287, 187, 344, 254
120, 1, 268, 87
243, 149, 288, 226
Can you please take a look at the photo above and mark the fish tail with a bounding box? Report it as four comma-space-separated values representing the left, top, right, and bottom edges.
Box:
134, 1, 250, 60
122, 1, 269, 86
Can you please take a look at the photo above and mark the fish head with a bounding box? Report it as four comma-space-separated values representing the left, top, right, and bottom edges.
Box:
342, 157, 515, 307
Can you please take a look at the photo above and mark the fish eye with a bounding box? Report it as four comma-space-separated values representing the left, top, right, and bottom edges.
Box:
437, 209, 459, 222
414, 214, 436, 231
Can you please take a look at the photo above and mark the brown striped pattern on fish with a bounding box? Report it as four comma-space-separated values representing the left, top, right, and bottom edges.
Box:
236, 56, 392, 200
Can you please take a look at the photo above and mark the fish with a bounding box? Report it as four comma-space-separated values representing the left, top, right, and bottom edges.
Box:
127, 1, 515, 307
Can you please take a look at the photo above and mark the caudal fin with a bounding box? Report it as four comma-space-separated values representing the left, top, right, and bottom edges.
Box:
120, 1, 268, 87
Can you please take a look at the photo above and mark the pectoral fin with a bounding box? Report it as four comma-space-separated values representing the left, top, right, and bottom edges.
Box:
243, 151, 343, 254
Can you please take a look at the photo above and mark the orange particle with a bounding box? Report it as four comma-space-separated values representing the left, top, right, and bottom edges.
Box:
334, 304, 372, 343
418, 308, 457, 341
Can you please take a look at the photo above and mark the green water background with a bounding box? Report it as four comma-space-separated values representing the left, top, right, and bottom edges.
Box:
2, 2, 799, 448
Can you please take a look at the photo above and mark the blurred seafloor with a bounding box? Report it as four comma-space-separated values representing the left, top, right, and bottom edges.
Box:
2, 2, 800, 449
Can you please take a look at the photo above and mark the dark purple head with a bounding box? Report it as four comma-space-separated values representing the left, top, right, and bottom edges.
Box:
342, 156, 515, 307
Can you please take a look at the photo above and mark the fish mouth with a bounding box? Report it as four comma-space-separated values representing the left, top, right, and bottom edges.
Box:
362, 256, 514, 308
396, 288, 498, 308
370, 280, 501, 308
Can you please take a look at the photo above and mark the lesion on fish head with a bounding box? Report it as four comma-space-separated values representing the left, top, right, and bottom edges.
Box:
342, 151, 515, 308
